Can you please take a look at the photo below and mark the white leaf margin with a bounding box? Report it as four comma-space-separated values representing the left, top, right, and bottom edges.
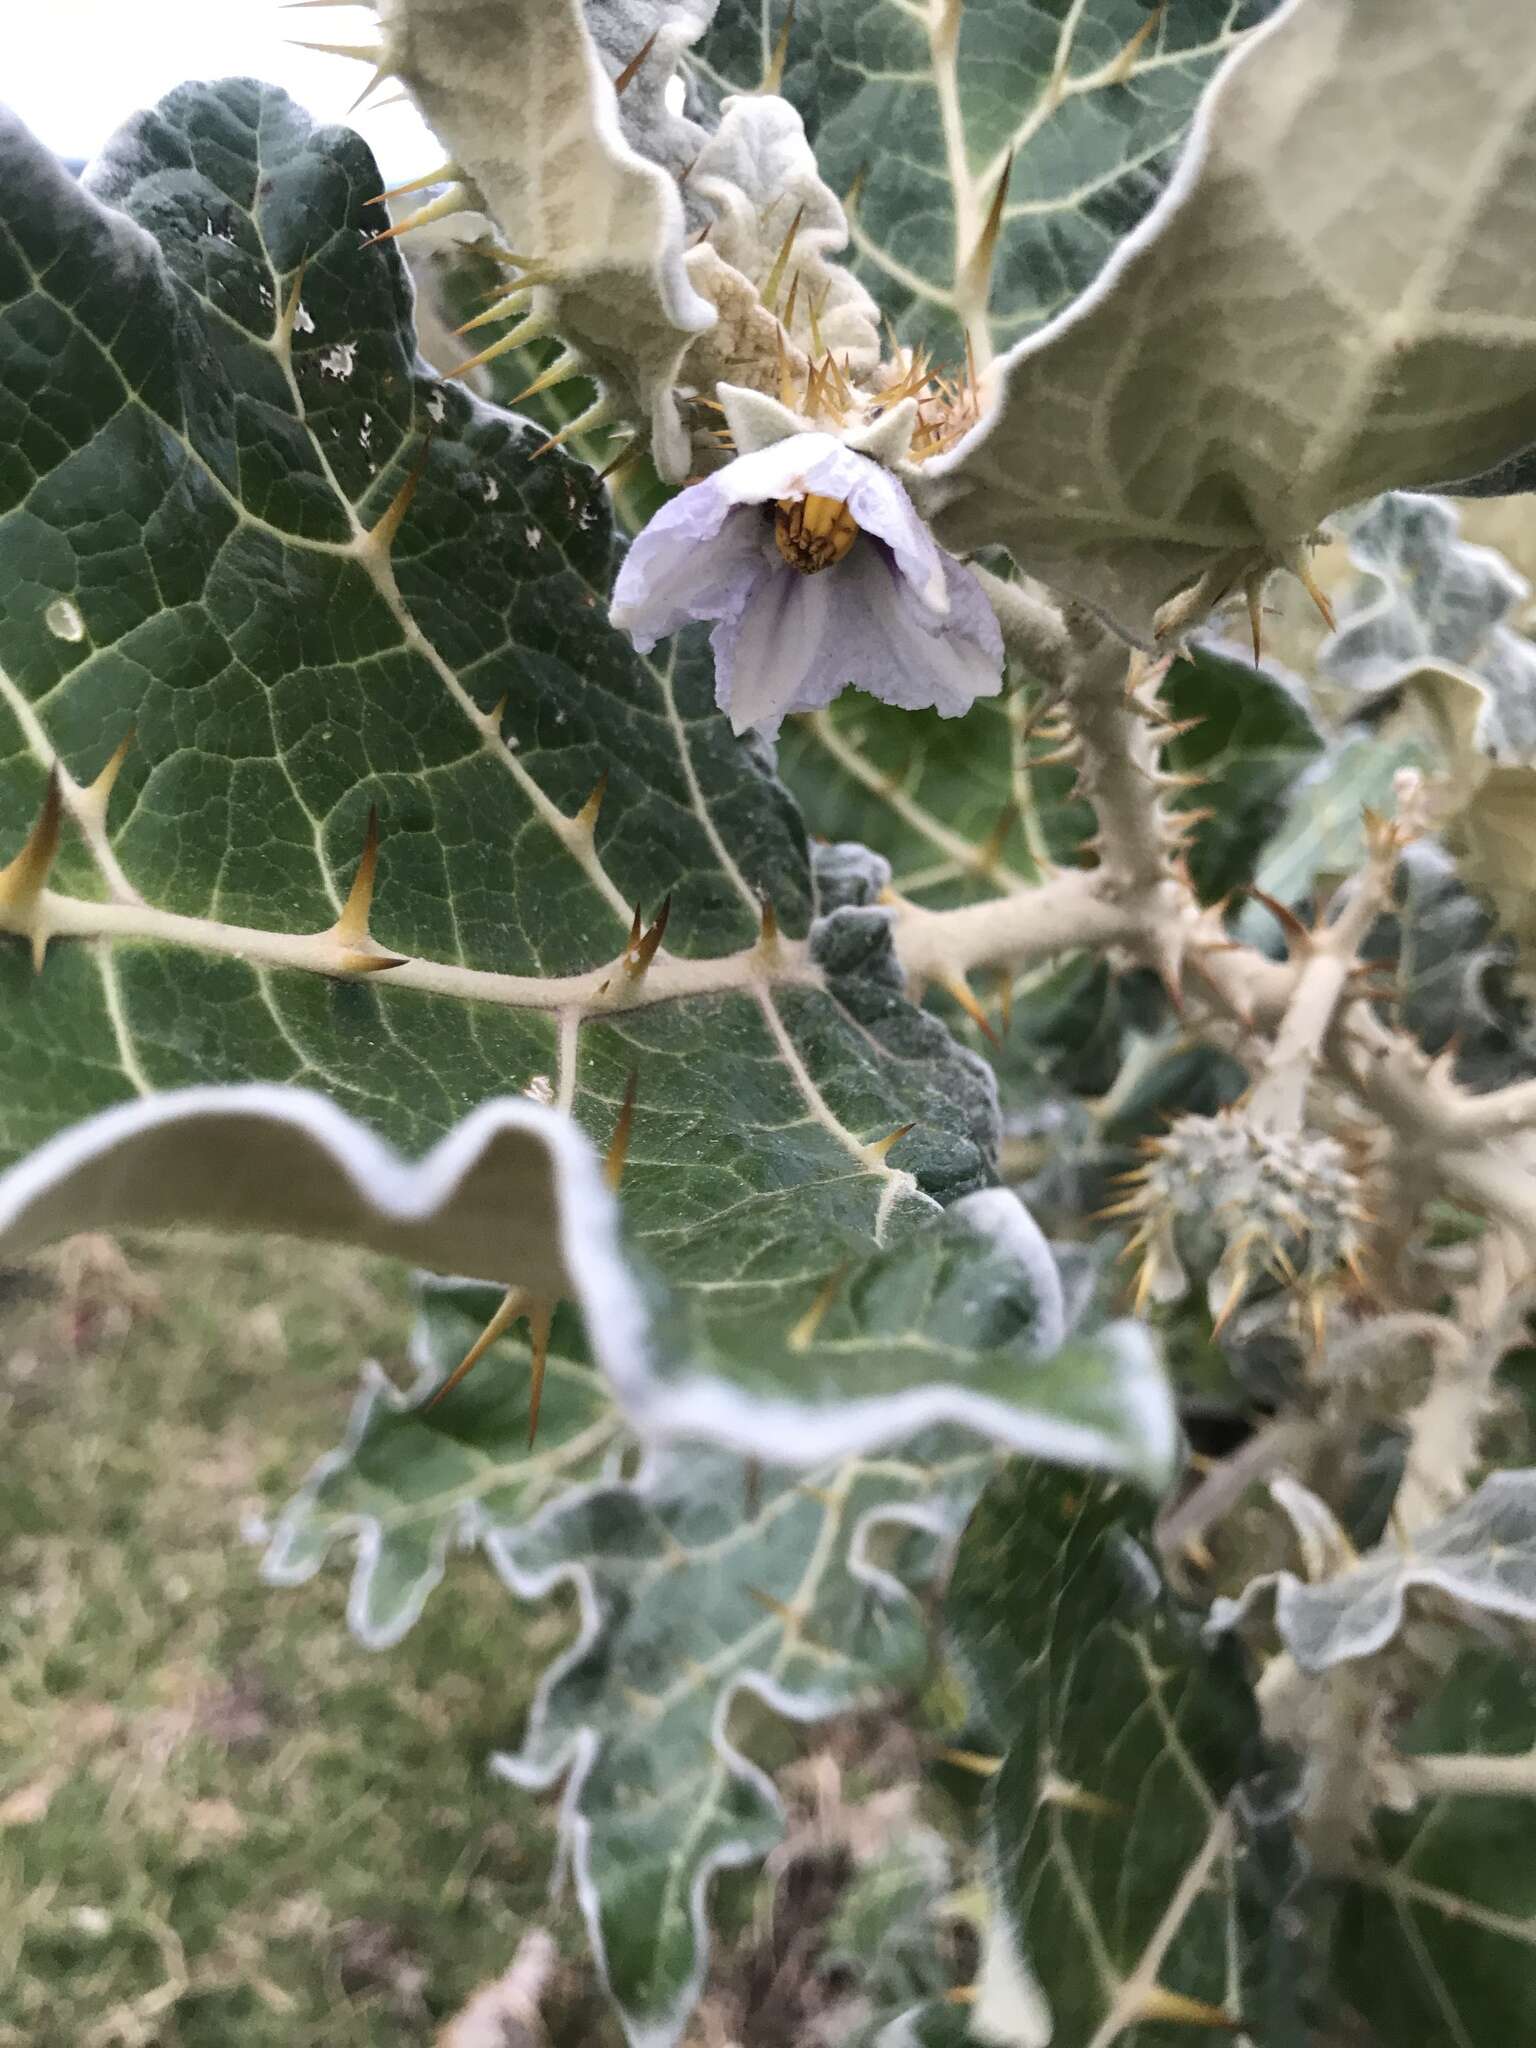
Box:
1210, 1468, 1536, 1673
0, 1083, 1178, 1478
481, 1454, 969, 2048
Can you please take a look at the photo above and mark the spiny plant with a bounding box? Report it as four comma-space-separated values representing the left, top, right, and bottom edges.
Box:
5, 0, 1536, 2040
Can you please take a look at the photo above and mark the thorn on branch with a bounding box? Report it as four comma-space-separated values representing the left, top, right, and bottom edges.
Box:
0, 767, 62, 972
613, 28, 658, 95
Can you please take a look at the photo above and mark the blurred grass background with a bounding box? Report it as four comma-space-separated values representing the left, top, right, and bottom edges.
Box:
0, 1234, 620, 2048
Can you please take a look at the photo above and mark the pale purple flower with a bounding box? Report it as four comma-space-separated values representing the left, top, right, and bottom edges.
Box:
609, 432, 1004, 737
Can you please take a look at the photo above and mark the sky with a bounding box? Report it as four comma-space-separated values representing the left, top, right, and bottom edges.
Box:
4, 0, 442, 182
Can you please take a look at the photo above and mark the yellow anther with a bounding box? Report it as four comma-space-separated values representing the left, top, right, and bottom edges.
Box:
773, 493, 859, 574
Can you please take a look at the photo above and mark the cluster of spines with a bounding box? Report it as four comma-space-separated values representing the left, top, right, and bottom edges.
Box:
294, 4, 1001, 480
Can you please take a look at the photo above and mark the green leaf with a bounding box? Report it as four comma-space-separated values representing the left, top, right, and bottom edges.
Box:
1322, 492, 1536, 753
271, 1272, 1005, 2041
380, 0, 715, 477
1326, 1645, 1536, 2045
1159, 639, 1322, 905
422, 236, 670, 531
496, 1434, 992, 2042
688, 0, 1277, 357
1212, 1469, 1536, 1672
1246, 727, 1436, 926
942, 1460, 1310, 2046
262, 1284, 623, 1646
775, 689, 1084, 913
1365, 842, 1536, 1095
774, 638, 1317, 918
0, 86, 1191, 1470
923, 0, 1536, 637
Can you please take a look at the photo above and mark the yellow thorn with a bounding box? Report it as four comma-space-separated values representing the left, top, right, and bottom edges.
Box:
525, 1297, 554, 1447
365, 183, 473, 247
933, 1747, 1002, 1779
996, 967, 1014, 1038
1209, 1262, 1250, 1339
963, 149, 1012, 308
802, 349, 828, 418
278, 256, 309, 345
1107, 1, 1165, 84
368, 163, 458, 205
574, 768, 608, 835
775, 323, 798, 410
331, 805, 381, 950
788, 1265, 846, 1352
347, 63, 396, 116
974, 799, 1015, 870
530, 397, 619, 458
597, 438, 647, 486
1295, 553, 1337, 633
761, 203, 806, 312
1132, 1986, 1238, 2031
843, 162, 867, 214
508, 349, 586, 404
445, 317, 560, 380
0, 767, 62, 973
1305, 1287, 1327, 1354
763, 0, 796, 91
604, 1070, 640, 1191
1243, 886, 1312, 951
940, 969, 1001, 1047
759, 894, 779, 946
453, 292, 543, 339
288, 38, 382, 62
1244, 572, 1266, 665
426, 1286, 531, 1408
867, 1120, 916, 1162
85, 729, 134, 815
1039, 1772, 1130, 1819
745, 1588, 805, 1641
367, 432, 432, 552
624, 895, 671, 977
613, 28, 658, 95
1131, 1254, 1160, 1318
782, 267, 801, 336
806, 280, 827, 359
333, 948, 408, 976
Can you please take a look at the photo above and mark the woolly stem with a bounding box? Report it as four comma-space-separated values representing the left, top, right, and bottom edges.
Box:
1246, 818, 1404, 1135
971, 566, 1073, 690
1060, 611, 1174, 902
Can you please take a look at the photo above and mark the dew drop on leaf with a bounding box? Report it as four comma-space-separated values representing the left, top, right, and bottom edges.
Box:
44, 597, 85, 642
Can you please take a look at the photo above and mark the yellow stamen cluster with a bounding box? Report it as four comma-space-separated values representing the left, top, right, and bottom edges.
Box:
773, 493, 860, 573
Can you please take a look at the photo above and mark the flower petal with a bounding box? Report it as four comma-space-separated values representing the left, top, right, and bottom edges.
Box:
704, 435, 947, 616
712, 564, 836, 736
706, 431, 848, 507
825, 544, 1003, 717
710, 538, 1002, 737
609, 489, 770, 650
